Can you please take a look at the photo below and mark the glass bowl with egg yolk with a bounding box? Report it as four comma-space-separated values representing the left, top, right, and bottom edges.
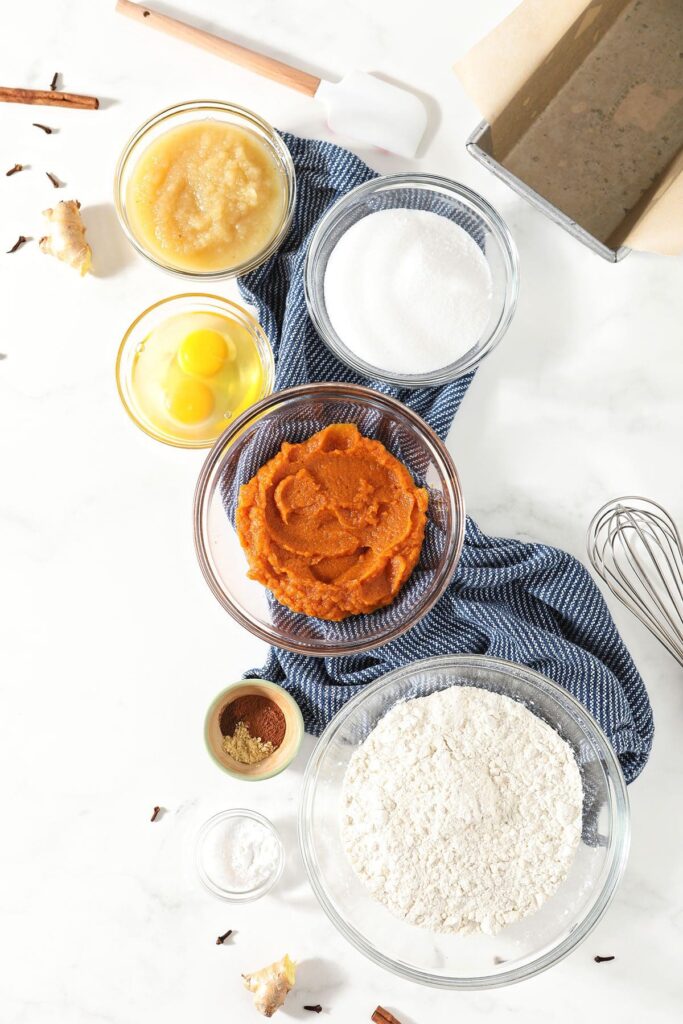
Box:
116, 294, 274, 448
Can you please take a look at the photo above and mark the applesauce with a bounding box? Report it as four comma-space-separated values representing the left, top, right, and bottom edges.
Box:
125, 119, 288, 274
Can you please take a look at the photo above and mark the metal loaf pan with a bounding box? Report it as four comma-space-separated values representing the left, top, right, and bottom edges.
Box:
466, 121, 629, 263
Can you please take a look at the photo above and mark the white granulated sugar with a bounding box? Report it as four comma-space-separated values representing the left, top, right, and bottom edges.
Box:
341, 686, 583, 935
323, 208, 493, 375
202, 817, 280, 892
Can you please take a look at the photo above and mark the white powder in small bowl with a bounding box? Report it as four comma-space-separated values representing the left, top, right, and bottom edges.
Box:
198, 813, 282, 895
323, 208, 493, 376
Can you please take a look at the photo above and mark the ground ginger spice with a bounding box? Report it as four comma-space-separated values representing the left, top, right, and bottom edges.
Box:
222, 721, 274, 764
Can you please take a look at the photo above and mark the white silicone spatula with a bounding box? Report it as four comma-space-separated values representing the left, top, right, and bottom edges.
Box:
116, 0, 428, 158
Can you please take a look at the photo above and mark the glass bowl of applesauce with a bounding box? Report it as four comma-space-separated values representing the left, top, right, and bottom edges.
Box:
114, 100, 296, 279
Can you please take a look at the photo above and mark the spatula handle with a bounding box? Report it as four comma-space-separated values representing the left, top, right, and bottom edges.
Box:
115, 0, 321, 97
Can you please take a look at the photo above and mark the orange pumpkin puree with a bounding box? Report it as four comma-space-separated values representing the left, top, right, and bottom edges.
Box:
236, 423, 428, 621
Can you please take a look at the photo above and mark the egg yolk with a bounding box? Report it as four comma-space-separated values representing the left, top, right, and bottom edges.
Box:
177, 329, 229, 377
166, 378, 214, 424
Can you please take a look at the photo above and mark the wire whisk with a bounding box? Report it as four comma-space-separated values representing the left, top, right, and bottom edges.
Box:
587, 496, 683, 668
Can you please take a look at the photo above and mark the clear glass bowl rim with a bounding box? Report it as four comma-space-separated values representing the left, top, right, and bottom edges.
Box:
196, 808, 285, 902
113, 99, 296, 280
193, 382, 466, 655
298, 653, 631, 989
304, 172, 519, 387
115, 291, 275, 449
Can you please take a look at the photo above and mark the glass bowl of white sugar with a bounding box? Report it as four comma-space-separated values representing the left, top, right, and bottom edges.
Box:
305, 174, 519, 387
299, 654, 630, 989
196, 809, 284, 902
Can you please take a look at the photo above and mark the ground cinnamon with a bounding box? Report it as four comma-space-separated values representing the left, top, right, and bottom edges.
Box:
220, 695, 286, 749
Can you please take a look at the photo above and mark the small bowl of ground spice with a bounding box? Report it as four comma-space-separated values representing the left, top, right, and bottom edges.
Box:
205, 680, 304, 780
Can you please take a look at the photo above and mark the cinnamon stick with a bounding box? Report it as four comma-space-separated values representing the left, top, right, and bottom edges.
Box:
372, 1008, 403, 1024
0, 87, 99, 110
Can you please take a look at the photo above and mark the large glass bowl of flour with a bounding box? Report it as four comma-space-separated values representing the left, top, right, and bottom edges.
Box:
304, 174, 519, 387
299, 654, 630, 989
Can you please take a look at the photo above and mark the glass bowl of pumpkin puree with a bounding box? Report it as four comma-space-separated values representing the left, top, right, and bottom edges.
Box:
193, 383, 466, 656
114, 100, 295, 278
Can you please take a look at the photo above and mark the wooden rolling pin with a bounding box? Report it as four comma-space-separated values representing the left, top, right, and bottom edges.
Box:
115, 0, 320, 96
0, 87, 99, 110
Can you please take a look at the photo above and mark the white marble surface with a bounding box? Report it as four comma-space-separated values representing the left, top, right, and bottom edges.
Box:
1, 1, 682, 1021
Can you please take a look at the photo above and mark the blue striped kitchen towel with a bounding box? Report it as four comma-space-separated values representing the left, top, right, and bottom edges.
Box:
238, 132, 653, 783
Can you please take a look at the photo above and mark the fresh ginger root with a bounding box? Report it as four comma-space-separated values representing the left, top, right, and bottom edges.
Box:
242, 954, 296, 1017
39, 200, 92, 275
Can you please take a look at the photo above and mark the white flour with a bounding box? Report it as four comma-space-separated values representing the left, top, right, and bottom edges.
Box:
341, 686, 583, 934
323, 208, 493, 375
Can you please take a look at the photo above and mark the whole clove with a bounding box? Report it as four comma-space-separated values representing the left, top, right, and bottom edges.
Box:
7, 235, 28, 253
304, 1006, 323, 1014
46, 171, 62, 189
150, 806, 161, 822
6, 163, 23, 176
32, 122, 53, 134
372, 1008, 403, 1024
215, 929, 233, 945
50, 72, 60, 91
594, 955, 615, 963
